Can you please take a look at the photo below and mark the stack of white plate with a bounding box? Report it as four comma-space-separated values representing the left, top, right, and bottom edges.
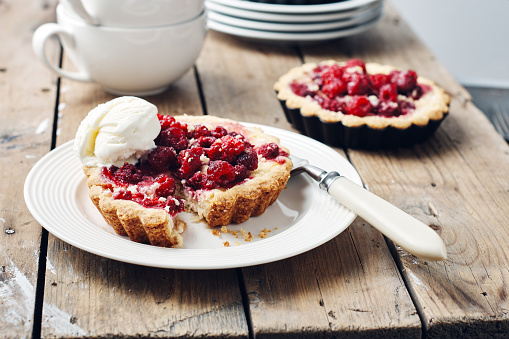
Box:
205, 0, 384, 44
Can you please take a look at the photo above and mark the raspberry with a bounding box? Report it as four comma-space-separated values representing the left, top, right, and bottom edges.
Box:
376, 101, 401, 117
346, 73, 371, 96
101, 166, 117, 182
195, 136, 217, 148
187, 172, 217, 190
228, 131, 249, 144
157, 114, 175, 129
211, 126, 228, 138
165, 197, 185, 216
194, 125, 211, 138
313, 65, 325, 73
378, 84, 398, 102
392, 70, 418, 93
148, 146, 178, 171
154, 175, 175, 197
157, 127, 188, 151
370, 74, 391, 89
290, 82, 314, 97
388, 70, 401, 83
207, 160, 236, 186
114, 163, 143, 184
317, 96, 344, 112
112, 189, 132, 200
257, 143, 280, 159
177, 147, 204, 179
321, 64, 343, 84
235, 148, 258, 171
409, 85, 423, 100
312, 74, 323, 87
234, 164, 249, 182
322, 79, 346, 98
344, 59, 367, 73
329, 98, 346, 112
345, 96, 373, 117
398, 100, 415, 115
207, 135, 245, 163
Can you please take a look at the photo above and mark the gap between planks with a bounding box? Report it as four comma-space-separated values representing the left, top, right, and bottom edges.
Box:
32, 47, 64, 339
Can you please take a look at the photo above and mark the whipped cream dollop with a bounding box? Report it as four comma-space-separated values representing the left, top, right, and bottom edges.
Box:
74, 96, 161, 167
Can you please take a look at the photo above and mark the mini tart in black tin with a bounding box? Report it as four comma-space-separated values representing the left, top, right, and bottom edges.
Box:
274, 60, 450, 149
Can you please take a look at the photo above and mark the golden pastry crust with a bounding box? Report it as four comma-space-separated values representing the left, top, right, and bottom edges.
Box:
85, 166, 186, 247
274, 60, 450, 130
83, 115, 292, 246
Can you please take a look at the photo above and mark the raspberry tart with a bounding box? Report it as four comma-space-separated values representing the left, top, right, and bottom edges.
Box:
75, 98, 292, 248
274, 59, 450, 149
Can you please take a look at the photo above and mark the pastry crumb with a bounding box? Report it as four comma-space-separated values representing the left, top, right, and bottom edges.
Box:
259, 228, 269, 238
220, 226, 239, 238
240, 228, 253, 242
235, 242, 241, 246
212, 229, 220, 236
223, 241, 230, 247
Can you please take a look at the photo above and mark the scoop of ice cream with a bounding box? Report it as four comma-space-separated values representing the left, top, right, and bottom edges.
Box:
74, 96, 161, 167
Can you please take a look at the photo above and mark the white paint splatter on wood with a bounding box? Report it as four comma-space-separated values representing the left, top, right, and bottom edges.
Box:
35, 119, 50, 135
0, 251, 86, 337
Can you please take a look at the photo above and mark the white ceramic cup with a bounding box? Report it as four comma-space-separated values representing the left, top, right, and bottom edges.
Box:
60, 0, 205, 27
33, 5, 207, 96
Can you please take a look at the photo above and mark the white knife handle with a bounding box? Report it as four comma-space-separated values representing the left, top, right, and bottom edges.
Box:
326, 175, 447, 261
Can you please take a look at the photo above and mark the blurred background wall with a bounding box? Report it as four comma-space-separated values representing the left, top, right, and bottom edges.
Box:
390, 0, 509, 141
390, 0, 509, 89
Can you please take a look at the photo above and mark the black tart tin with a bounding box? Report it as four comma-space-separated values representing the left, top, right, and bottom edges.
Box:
278, 99, 448, 150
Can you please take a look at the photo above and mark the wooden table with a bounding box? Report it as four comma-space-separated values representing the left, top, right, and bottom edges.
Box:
2, 0, 509, 338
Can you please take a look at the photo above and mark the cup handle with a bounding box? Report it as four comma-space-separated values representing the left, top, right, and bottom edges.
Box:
32, 23, 92, 83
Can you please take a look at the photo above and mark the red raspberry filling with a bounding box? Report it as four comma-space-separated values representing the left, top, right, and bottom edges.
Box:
101, 115, 288, 211
289, 59, 430, 118
102, 165, 184, 216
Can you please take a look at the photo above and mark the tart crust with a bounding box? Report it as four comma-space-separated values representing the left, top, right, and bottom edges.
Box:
174, 115, 292, 228
274, 60, 450, 149
83, 115, 292, 246
85, 166, 186, 247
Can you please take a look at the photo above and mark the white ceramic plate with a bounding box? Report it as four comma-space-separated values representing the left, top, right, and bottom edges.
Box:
208, 13, 381, 44
208, 5, 381, 32
207, 0, 379, 14
205, 0, 381, 23
24, 124, 362, 269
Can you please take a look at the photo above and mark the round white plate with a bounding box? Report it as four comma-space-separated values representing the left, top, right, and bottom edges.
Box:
208, 5, 381, 32
24, 124, 362, 269
205, 0, 381, 23
208, 13, 381, 44
207, 0, 379, 14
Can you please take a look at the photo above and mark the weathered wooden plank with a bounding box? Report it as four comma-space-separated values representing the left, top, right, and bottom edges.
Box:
0, 0, 59, 337
301, 4, 509, 337
198, 31, 421, 337
39, 59, 249, 337
196, 31, 301, 129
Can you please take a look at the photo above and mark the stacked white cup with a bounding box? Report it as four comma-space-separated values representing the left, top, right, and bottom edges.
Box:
33, 0, 207, 96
